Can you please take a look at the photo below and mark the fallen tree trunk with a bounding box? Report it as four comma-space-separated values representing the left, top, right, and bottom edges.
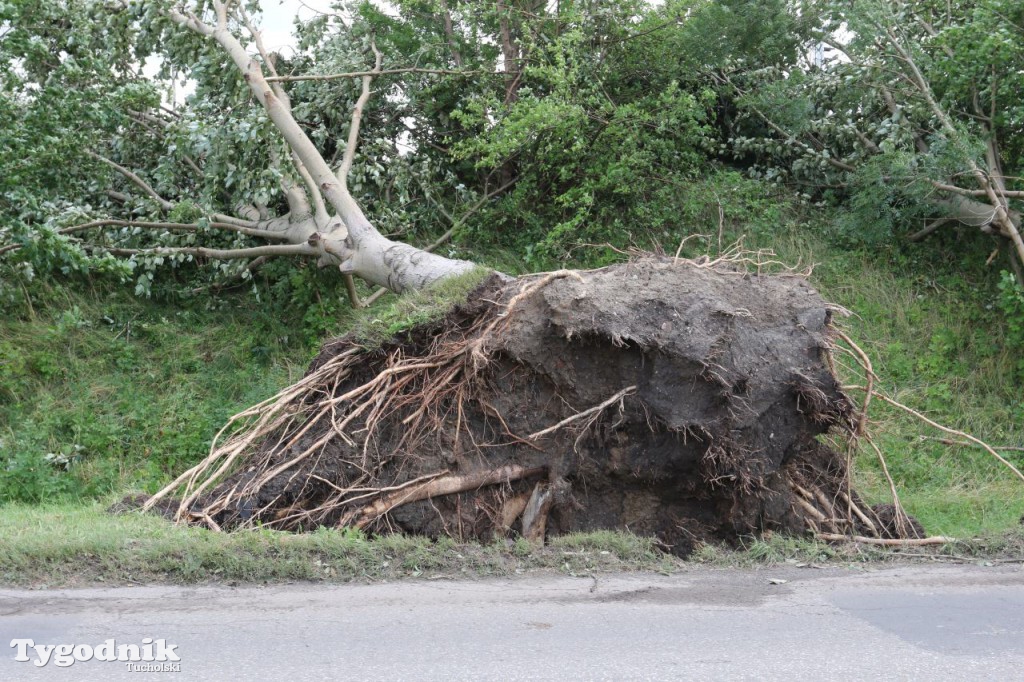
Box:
145, 255, 917, 555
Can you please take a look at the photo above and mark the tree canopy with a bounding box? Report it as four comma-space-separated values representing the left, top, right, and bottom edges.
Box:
1, 0, 1022, 303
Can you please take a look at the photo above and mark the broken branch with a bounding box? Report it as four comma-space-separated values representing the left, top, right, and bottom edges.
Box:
86, 151, 174, 211
100, 243, 318, 260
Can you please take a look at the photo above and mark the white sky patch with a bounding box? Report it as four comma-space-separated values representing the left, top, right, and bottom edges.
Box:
258, 0, 339, 55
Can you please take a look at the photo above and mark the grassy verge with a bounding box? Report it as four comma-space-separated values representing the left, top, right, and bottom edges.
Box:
1, 503, 1019, 588
690, 529, 1024, 568
0, 267, 492, 505
0, 286, 305, 503
0, 503, 678, 588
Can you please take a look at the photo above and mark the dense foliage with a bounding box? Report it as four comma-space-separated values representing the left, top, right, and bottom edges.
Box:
720, 1, 1024, 251
2, 1, 1022, 286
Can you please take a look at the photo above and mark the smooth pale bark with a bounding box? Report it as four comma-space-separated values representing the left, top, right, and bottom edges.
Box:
937, 195, 1022, 237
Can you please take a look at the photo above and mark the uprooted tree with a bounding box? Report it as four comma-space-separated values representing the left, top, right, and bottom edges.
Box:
4, 1, 1022, 551
140, 250, 1023, 550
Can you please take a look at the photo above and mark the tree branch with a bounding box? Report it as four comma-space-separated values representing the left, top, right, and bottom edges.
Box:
439, 0, 463, 67
421, 175, 519, 252
211, 213, 260, 228
86, 151, 174, 211
817, 533, 954, 546
0, 218, 294, 257
853, 128, 881, 155
167, 4, 373, 246
238, 4, 328, 228
293, 150, 329, 225
930, 181, 1024, 199
266, 67, 490, 83
191, 256, 271, 295
337, 37, 383, 187
908, 217, 952, 242
168, 1, 476, 292
60, 218, 294, 241
98, 243, 316, 260
878, 23, 1024, 264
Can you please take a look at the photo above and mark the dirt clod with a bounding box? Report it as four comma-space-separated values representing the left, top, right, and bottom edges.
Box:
149, 257, 916, 555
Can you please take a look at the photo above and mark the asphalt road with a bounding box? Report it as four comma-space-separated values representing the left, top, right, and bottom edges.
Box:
1, 564, 1022, 681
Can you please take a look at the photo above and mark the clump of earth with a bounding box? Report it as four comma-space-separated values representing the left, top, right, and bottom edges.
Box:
143, 257, 918, 555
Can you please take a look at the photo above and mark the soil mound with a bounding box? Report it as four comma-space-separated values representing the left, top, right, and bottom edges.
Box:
146, 257, 902, 554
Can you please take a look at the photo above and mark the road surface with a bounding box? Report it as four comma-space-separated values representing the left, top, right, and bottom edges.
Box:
1, 564, 1022, 680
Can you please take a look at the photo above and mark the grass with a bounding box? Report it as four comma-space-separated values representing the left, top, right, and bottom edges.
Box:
1, 503, 1018, 588
0, 502, 679, 587
689, 529, 1024, 568
0, 285, 306, 503
818, 255, 1024, 536
0, 266, 492, 506
341, 265, 493, 346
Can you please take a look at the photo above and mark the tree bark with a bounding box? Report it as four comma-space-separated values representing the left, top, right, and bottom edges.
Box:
936, 195, 1022, 238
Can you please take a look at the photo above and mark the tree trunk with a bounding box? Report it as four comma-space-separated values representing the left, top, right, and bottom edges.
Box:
937, 195, 1022, 239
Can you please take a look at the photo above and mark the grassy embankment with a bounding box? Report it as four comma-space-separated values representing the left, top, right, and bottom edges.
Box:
2, 182, 1022, 584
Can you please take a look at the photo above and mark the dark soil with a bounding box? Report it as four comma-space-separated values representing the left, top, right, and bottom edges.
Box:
170, 257, 904, 555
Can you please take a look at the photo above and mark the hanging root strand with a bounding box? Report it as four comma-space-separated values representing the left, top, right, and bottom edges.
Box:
827, 328, 1022, 543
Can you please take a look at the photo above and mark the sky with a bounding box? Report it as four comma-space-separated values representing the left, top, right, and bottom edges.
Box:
257, 0, 339, 55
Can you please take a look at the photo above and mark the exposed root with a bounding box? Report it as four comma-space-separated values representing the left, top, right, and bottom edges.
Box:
817, 533, 955, 547
341, 465, 546, 530
829, 328, 1022, 541
872, 392, 1024, 484
190, 512, 222, 532
792, 489, 829, 525
838, 489, 879, 536
521, 482, 554, 545
917, 436, 1024, 452
829, 330, 903, 538
527, 386, 636, 441
789, 480, 880, 536
833, 331, 873, 437
864, 433, 914, 537
497, 493, 530, 533
676, 236, 817, 279
837, 381, 1024, 485
143, 267, 647, 535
